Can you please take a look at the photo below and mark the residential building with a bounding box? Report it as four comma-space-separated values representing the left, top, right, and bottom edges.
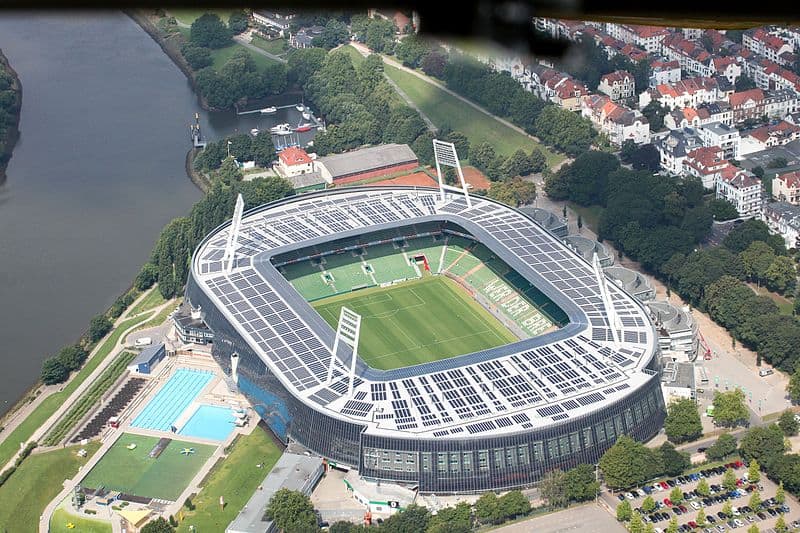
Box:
682, 28, 703, 41
368, 9, 415, 34
605, 22, 669, 54
660, 34, 713, 78
530, 65, 591, 111
638, 77, 719, 110
697, 122, 741, 160
715, 165, 763, 218
729, 88, 799, 123
683, 146, 729, 189
649, 59, 682, 88
743, 28, 794, 66
654, 127, 704, 175
762, 201, 800, 248
773, 170, 800, 204
598, 70, 635, 101
740, 121, 800, 155
581, 94, 650, 146
289, 26, 324, 49
276, 147, 315, 177
252, 10, 294, 37
710, 56, 743, 84
664, 101, 733, 130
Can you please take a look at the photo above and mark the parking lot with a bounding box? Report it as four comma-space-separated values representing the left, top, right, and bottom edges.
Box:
602, 460, 800, 532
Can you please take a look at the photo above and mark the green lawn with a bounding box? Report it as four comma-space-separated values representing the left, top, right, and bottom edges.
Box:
128, 286, 166, 317
174, 26, 278, 72
751, 284, 795, 315
136, 297, 180, 331
313, 276, 517, 369
81, 433, 215, 501
176, 428, 282, 531
0, 312, 154, 469
567, 202, 604, 234
251, 35, 289, 55
169, 9, 237, 27
0, 443, 101, 533
50, 505, 111, 533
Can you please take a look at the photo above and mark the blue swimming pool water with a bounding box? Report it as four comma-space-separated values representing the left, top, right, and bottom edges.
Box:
131, 368, 214, 431
179, 404, 237, 441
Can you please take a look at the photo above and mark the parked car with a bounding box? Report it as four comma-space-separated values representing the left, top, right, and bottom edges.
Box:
707, 515, 716, 524
673, 507, 682, 515
688, 521, 699, 529
626, 492, 636, 499
679, 505, 688, 513
756, 512, 766, 520
691, 501, 701, 510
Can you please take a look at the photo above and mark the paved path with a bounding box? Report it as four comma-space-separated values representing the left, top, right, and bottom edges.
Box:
233, 34, 287, 64
349, 42, 552, 151
493, 503, 625, 533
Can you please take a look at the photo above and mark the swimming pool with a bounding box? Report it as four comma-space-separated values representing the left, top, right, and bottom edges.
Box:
131, 368, 214, 432
179, 404, 237, 441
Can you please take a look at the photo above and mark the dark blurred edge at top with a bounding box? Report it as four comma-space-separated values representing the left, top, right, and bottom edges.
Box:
2, 0, 799, 62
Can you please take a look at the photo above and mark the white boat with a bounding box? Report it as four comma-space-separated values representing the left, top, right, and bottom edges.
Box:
250, 128, 260, 136
260, 106, 277, 114
270, 123, 292, 135
302, 111, 311, 120
296, 104, 305, 112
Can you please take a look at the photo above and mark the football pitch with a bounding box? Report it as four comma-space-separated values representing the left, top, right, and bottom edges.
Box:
313, 276, 518, 370
80, 433, 215, 501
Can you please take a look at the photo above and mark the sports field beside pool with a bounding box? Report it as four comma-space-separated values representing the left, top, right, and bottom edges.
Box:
81, 433, 215, 501
313, 276, 518, 369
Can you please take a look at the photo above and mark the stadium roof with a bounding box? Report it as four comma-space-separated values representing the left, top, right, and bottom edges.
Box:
192, 188, 658, 439
316, 144, 418, 178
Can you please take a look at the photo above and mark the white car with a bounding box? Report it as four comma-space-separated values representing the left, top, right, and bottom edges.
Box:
691, 501, 701, 510
731, 507, 740, 516
626, 492, 636, 500
654, 484, 664, 492
733, 519, 744, 528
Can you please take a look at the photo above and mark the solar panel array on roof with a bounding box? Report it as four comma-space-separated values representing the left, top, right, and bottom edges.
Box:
192, 188, 656, 438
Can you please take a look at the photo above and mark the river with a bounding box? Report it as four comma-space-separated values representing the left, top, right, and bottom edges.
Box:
0, 11, 296, 415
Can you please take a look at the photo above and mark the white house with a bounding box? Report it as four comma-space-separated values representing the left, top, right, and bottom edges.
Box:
581, 94, 650, 146
697, 122, 741, 160
598, 70, 635, 102
715, 166, 763, 218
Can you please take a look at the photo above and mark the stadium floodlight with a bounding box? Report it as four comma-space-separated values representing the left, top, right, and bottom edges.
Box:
593, 252, 622, 348
326, 306, 362, 396
433, 139, 472, 207
223, 193, 245, 274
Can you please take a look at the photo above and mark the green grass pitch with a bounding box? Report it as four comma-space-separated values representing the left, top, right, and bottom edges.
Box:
313, 276, 518, 370
81, 433, 216, 501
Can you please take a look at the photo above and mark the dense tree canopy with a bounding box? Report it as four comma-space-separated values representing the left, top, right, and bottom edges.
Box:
190, 13, 232, 49
664, 397, 703, 444
264, 489, 317, 532
600, 435, 663, 489
739, 424, 787, 467
712, 389, 750, 428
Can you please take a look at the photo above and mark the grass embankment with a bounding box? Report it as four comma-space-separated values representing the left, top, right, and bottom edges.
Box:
176, 428, 282, 532
128, 286, 166, 317
136, 297, 180, 331
251, 35, 288, 56
50, 505, 111, 533
750, 284, 795, 316
0, 443, 101, 532
0, 312, 153, 469
173, 18, 279, 72
314, 276, 517, 369
43, 351, 137, 446
169, 9, 237, 26
82, 433, 215, 501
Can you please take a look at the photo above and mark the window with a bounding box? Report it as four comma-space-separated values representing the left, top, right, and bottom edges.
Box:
478, 450, 489, 471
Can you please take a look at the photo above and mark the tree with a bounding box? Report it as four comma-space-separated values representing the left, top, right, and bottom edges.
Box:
735, 74, 757, 91
776, 515, 788, 533
629, 511, 644, 533
264, 489, 317, 532
287, 47, 327, 87
498, 490, 530, 520
664, 397, 703, 443
696, 478, 710, 497
705, 433, 738, 461
723, 219, 786, 255
723, 467, 737, 491
87, 314, 113, 343
421, 51, 447, 78
768, 157, 788, 169
765, 256, 797, 294
642, 101, 668, 131
666, 517, 678, 533
616, 499, 632, 521
641, 495, 656, 513
228, 11, 249, 34
426, 502, 471, 533
696, 508, 706, 526
712, 389, 749, 428
529, 148, 547, 174
181, 43, 213, 70
660, 442, 690, 476
140, 518, 174, 533
313, 19, 350, 50
577, 215, 583, 231
739, 241, 776, 286
501, 149, 534, 179
475, 492, 502, 525
749, 490, 762, 510
778, 411, 799, 436
705, 192, 737, 221
190, 13, 232, 49
365, 18, 396, 53
469, 142, 497, 174
564, 464, 599, 503
670, 486, 684, 505
488, 177, 537, 207
57, 344, 88, 372
776, 481, 786, 504
600, 435, 662, 490
747, 458, 761, 484
135, 263, 158, 290
739, 424, 786, 466
540, 469, 568, 508
41, 357, 69, 385
788, 368, 800, 404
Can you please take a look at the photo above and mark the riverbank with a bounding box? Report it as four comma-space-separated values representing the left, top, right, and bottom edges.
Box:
124, 9, 211, 111
0, 48, 22, 183
185, 147, 210, 193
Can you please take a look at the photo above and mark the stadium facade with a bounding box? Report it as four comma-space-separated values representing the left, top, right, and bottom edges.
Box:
186, 187, 665, 493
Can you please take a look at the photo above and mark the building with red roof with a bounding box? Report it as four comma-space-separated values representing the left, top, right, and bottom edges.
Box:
716, 165, 762, 218
581, 94, 650, 146
683, 146, 728, 189
743, 28, 794, 65
774, 170, 800, 205
638, 77, 719, 110
661, 34, 714, 78
277, 147, 315, 177
598, 70, 635, 102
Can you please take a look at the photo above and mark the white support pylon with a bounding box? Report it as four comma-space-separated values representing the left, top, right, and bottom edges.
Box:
433, 139, 472, 207
593, 252, 622, 348
326, 306, 362, 397
223, 194, 245, 274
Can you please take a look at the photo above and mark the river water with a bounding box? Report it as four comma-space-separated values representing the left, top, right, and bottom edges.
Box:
0, 12, 302, 415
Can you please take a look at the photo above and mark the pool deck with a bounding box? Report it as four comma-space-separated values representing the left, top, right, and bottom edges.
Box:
39, 355, 259, 533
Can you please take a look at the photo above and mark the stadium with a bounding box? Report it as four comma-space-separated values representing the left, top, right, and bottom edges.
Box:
185, 185, 665, 493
